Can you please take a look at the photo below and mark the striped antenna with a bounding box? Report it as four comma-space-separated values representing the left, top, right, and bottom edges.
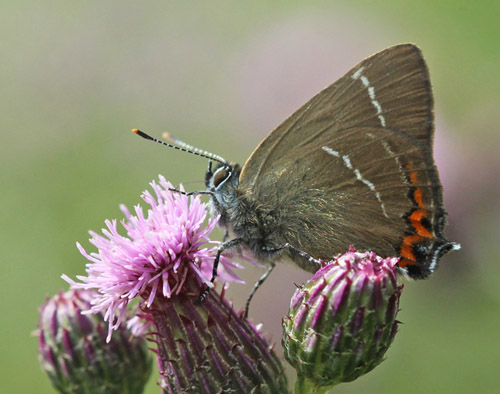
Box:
162, 131, 229, 164
132, 129, 227, 164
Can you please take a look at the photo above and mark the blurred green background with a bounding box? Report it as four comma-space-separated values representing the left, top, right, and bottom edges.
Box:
2, 0, 499, 393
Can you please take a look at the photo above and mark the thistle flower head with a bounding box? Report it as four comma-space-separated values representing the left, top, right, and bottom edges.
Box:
283, 247, 402, 391
37, 289, 152, 394
63, 175, 244, 341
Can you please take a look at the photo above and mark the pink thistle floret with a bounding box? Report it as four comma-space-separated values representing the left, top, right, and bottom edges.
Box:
323, 245, 398, 277
63, 175, 243, 341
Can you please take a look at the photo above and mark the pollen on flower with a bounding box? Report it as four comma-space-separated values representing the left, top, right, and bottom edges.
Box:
62, 175, 244, 341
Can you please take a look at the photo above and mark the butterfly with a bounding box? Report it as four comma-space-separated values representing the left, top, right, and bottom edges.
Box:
135, 43, 460, 311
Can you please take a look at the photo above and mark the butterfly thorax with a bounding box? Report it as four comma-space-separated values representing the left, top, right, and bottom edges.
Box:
206, 161, 294, 264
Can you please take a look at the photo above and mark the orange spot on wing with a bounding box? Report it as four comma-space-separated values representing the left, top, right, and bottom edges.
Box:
409, 171, 418, 184
413, 188, 425, 207
409, 209, 433, 238
400, 234, 423, 262
400, 245, 415, 262
398, 258, 415, 268
409, 209, 426, 221
406, 164, 418, 184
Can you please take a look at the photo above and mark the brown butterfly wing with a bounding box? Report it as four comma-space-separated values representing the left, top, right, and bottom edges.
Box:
240, 44, 433, 183
239, 44, 458, 277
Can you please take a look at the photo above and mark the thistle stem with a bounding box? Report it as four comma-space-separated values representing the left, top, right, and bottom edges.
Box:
295, 376, 334, 394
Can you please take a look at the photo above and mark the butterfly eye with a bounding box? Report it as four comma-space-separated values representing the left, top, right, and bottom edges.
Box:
213, 168, 230, 188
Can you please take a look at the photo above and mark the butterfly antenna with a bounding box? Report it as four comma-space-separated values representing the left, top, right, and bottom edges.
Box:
132, 129, 227, 164
162, 131, 229, 164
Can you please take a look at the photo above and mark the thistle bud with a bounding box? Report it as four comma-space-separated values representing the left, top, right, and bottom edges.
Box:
152, 281, 289, 394
37, 289, 152, 394
283, 249, 402, 392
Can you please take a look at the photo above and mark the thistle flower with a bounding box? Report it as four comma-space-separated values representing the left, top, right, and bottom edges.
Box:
283, 247, 402, 393
37, 289, 152, 394
63, 175, 244, 341
61, 175, 287, 393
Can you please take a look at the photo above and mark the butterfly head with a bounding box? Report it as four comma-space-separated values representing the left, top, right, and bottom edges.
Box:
205, 161, 242, 227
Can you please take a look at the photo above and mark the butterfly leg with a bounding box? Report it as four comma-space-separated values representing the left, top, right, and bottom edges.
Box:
263, 243, 322, 269
199, 237, 243, 302
244, 262, 275, 318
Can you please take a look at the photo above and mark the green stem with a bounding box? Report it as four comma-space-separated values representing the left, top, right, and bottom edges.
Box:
295, 376, 335, 394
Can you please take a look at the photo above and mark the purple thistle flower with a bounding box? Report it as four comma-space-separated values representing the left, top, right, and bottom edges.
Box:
63, 175, 244, 341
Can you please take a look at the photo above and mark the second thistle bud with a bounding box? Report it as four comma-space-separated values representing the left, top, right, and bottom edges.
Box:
283, 248, 402, 392
37, 289, 152, 394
